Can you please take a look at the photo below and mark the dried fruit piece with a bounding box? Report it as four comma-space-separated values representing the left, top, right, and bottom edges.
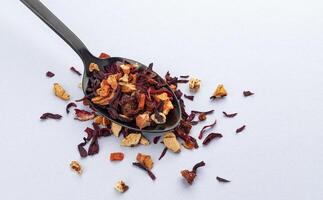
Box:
121, 133, 141, 147
120, 82, 136, 93
114, 181, 129, 193
188, 77, 201, 91
111, 122, 122, 137
162, 100, 174, 115
151, 112, 166, 124
53, 83, 70, 100
74, 109, 95, 121
198, 112, 207, 121
139, 136, 150, 145
40, 113, 62, 120
210, 84, 227, 99
223, 111, 238, 118
136, 153, 154, 169
236, 125, 246, 134
70, 66, 82, 76
93, 115, 110, 126
70, 160, 82, 175
243, 90, 254, 97
66, 102, 77, 114
181, 161, 205, 185
132, 162, 156, 180
135, 113, 151, 129
46, 71, 55, 77
216, 176, 230, 183
89, 62, 100, 72
163, 132, 181, 153
110, 152, 124, 161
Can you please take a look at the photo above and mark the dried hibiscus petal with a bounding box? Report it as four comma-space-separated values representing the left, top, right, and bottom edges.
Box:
78, 138, 88, 158
84, 127, 94, 140
236, 125, 246, 134
216, 176, 230, 183
158, 147, 168, 160
66, 102, 77, 114
74, 109, 95, 121
180, 75, 189, 78
70, 66, 81, 76
202, 133, 223, 145
88, 136, 99, 155
184, 94, 194, 101
153, 136, 161, 144
223, 111, 237, 118
46, 71, 55, 77
243, 90, 254, 97
191, 109, 214, 115
198, 119, 217, 139
40, 113, 62, 120
132, 162, 156, 180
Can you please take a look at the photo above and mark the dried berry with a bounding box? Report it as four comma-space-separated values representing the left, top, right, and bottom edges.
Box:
40, 113, 62, 120
110, 152, 124, 161
70, 160, 82, 175
223, 111, 237, 118
236, 125, 246, 134
70, 66, 81, 76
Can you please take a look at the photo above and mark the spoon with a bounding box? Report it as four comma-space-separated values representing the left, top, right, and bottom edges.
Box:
21, 0, 181, 133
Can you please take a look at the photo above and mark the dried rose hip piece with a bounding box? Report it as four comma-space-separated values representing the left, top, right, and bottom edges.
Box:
236, 125, 246, 134
46, 71, 55, 77
40, 113, 62, 120
110, 152, 124, 161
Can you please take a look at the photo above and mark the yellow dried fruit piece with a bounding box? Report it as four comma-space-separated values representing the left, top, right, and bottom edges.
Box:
94, 115, 110, 126
89, 62, 100, 72
211, 84, 227, 98
119, 74, 129, 83
70, 160, 82, 175
121, 133, 141, 147
107, 74, 118, 90
139, 136, 150, 145
154, 92, 169, 102
91, 93, 114, 105
114, 181, 129, 193
120, 64, 131, 74
119, 83, 136, 93
111, 122, 122, 137
189, 77, 201, 91
135, 113, 151, 129
163, 132, 181, 153
136, 153, 154, 170
162, 100, 174, 115
53, 83, 70, 100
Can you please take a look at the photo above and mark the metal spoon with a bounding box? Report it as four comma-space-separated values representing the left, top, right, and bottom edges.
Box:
21, 0, 181, 133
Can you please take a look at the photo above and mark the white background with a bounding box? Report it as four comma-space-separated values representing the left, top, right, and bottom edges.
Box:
1, 0, 323, 199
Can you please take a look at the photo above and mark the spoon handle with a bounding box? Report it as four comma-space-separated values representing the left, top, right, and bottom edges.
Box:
20, 0, 93, 64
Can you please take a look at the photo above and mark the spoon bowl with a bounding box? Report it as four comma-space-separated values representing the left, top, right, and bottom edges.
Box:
21, 0, 181, 133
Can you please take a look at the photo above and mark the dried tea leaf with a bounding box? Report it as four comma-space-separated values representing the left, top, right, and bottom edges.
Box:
184, 94, 194, 101
74, 109, 95, 121
158, 147, 168, 160
153, 136, 161, 144
163, 132, 181, 153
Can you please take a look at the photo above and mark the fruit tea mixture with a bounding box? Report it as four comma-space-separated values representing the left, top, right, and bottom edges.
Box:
42, 52, 254, 193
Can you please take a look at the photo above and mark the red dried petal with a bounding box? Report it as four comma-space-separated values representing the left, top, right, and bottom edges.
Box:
202, 133, 223, 145
70, 66, 82, 76
99, 52, 110, 59
198, 119, 217, 139
46, 71, 55, 77
66, 102, 77, 114
40, 113, 62, 120
74, 109, 95, 121
236, 125, 246, 134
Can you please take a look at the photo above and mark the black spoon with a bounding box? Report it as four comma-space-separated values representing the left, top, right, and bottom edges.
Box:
21, 0, 181, 133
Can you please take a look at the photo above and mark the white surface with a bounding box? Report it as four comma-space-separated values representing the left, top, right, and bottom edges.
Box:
1, 0, 323, 199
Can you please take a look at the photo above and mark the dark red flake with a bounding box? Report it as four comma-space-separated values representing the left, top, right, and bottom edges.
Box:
216, 176, 230, 183
74, 109, 95, 121
184, 94, 194, 101
243, 91, 254, 97
236, 125, 246, 134
153, 136, 161, 144
202, 133, 223, 145
46, 71, 55, 77
223, 111, 237, 118
84, 127, 94, 141
198, 119, 217, 139
88, 136, 99, 155
70, 66, 82, 76
158, 147, 168, 160
132, 162, 156, 180
66, 102, 77, 114
78, 138, 88, 157
191, 109, 214, 115
181, 161, 205, 185
40, 113, 62, 120
192, 161, 205, 173
180, 75, 189, 78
